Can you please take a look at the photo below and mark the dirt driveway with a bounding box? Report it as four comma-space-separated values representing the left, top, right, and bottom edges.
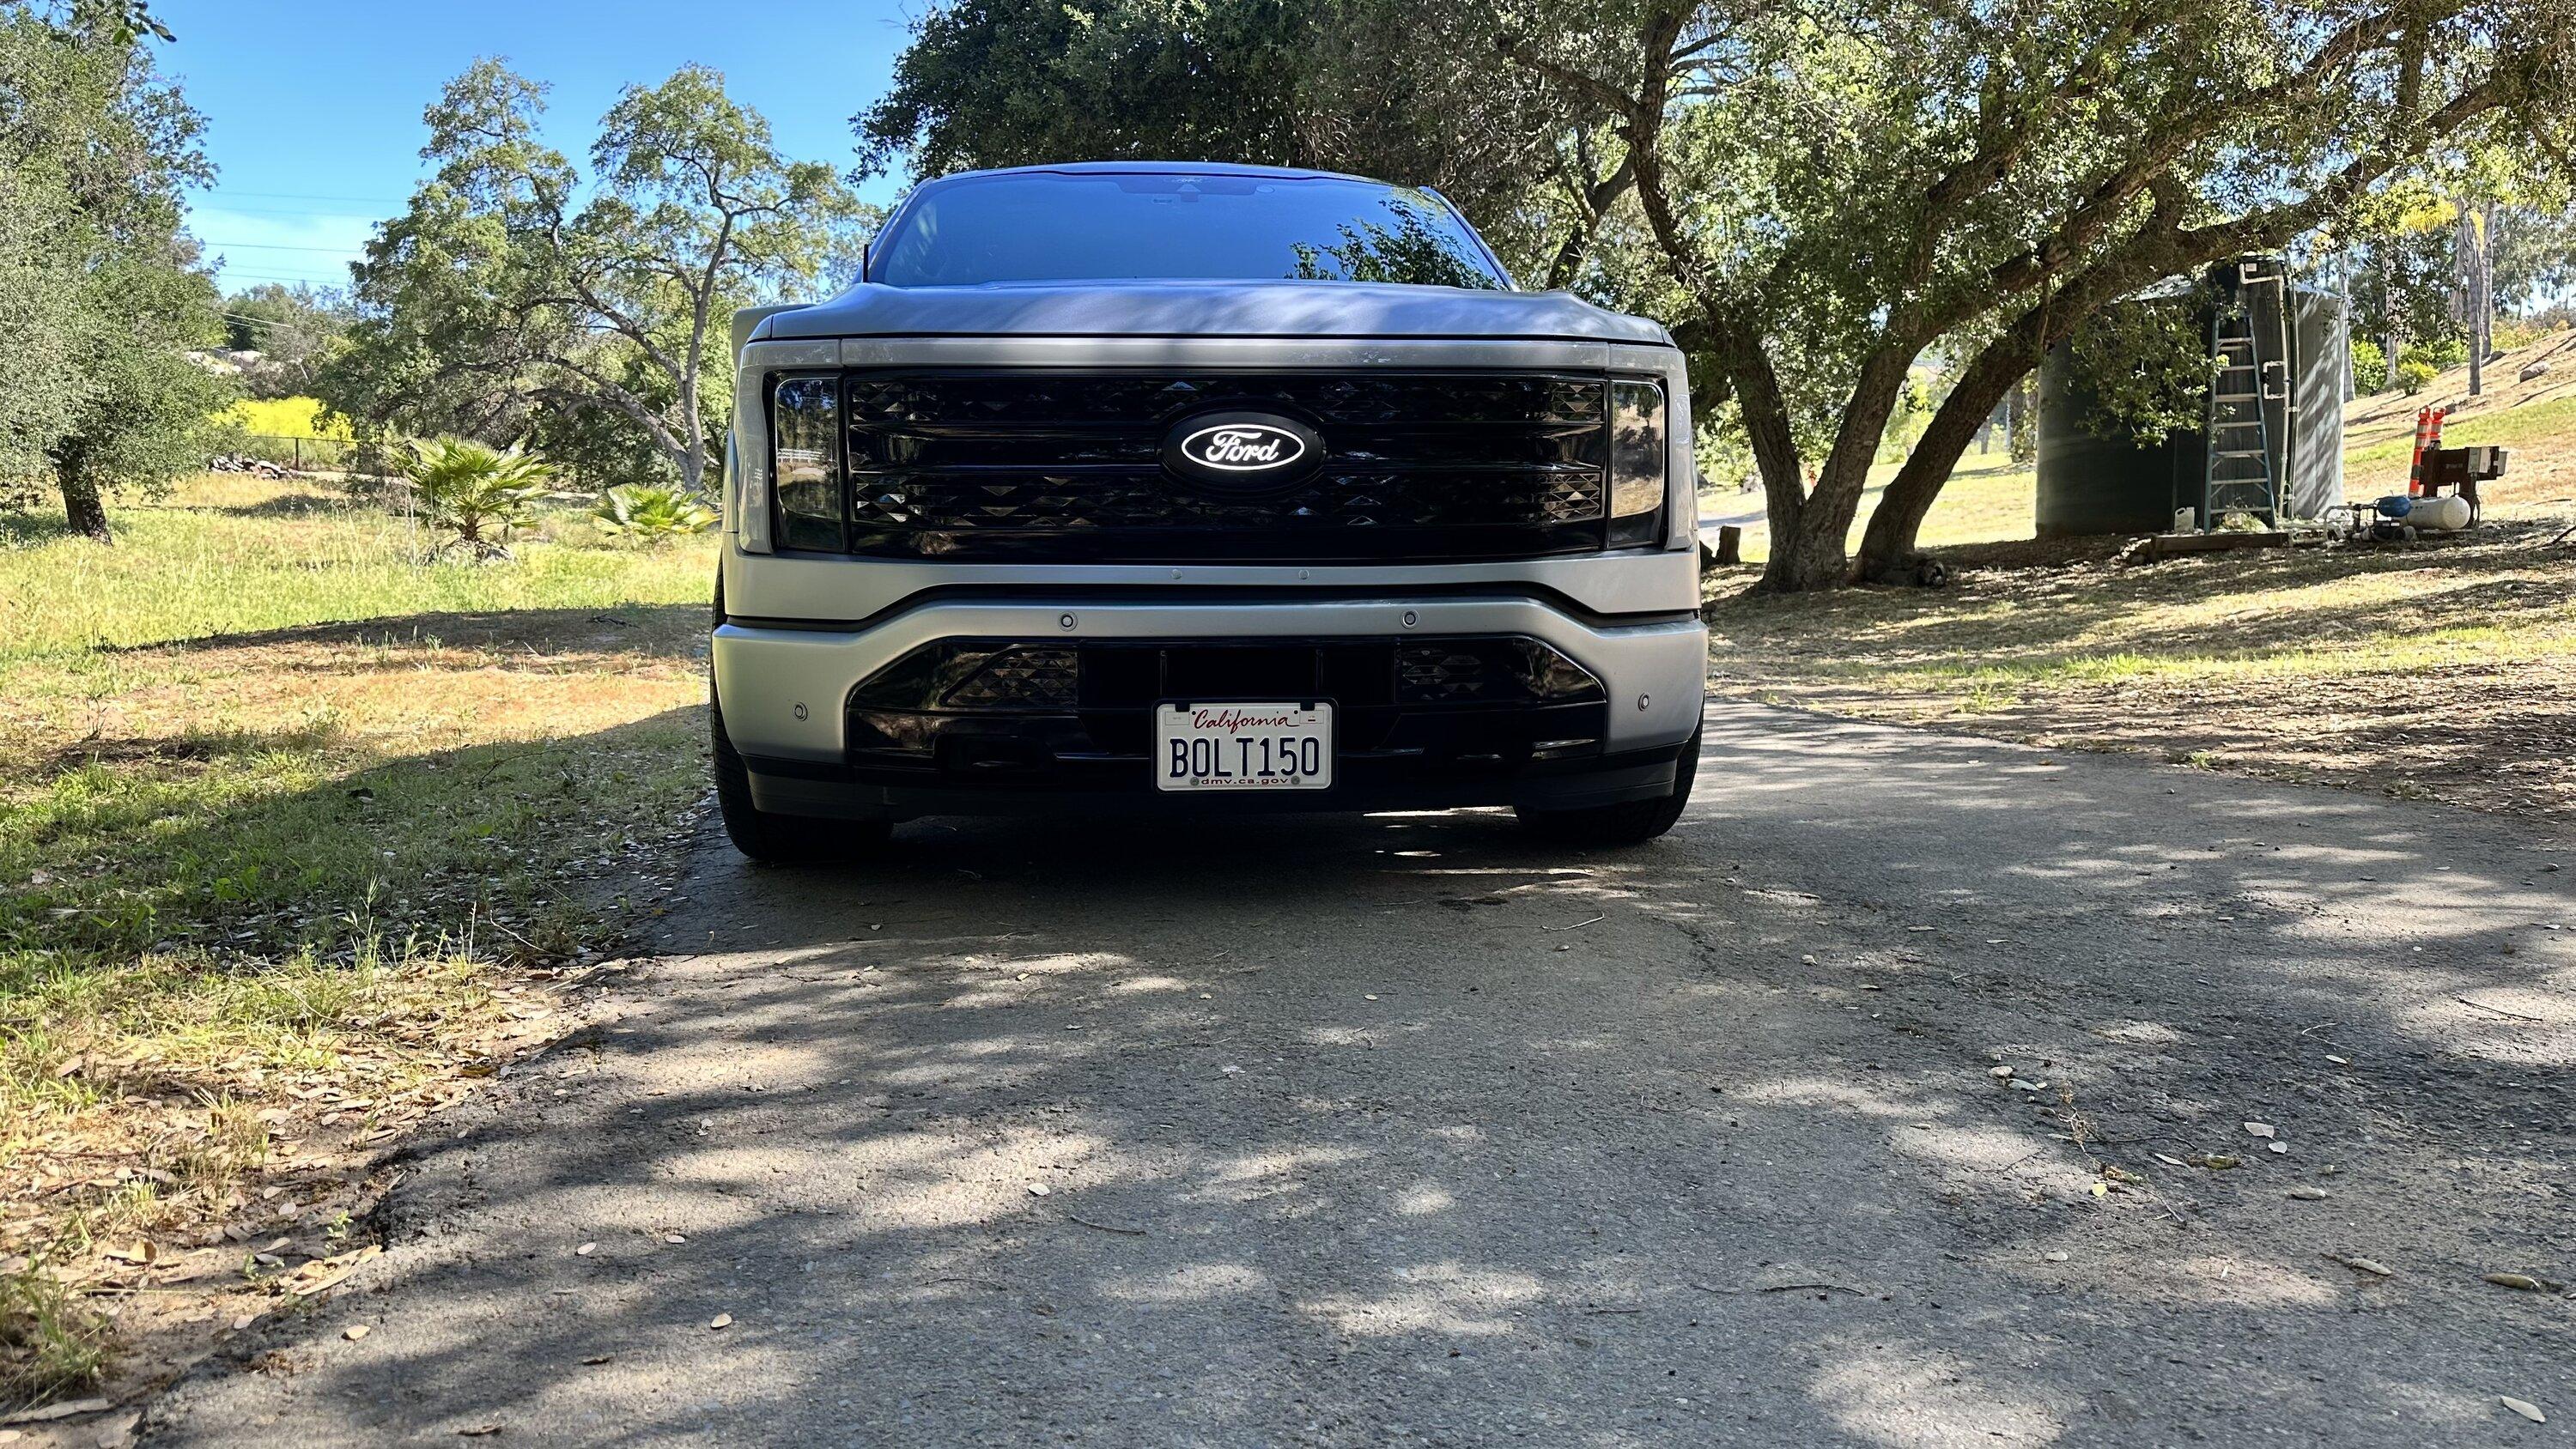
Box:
139, 704, 2573, 1446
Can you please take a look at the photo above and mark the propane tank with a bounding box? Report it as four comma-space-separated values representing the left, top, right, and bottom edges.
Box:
2391, 494, 2476, 531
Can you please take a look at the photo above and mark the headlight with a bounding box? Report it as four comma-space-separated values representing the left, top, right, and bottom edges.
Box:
771, 373, 842, 551
1607, 379, 1666, 549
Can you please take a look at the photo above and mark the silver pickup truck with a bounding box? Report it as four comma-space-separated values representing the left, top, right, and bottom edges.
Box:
711, 162, 1707, 859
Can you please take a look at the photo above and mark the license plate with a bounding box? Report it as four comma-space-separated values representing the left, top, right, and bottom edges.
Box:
1155, 702, 1334, 792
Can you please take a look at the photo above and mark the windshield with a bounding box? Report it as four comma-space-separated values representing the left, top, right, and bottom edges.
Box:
868, 172, 1509, 290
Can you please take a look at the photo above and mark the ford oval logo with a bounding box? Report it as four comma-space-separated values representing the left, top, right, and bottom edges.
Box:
1183, 423, 1303, 471
1163, 411, 1324, 489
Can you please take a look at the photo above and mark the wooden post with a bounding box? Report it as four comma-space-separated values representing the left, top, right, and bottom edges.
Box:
1715, 524, 1742, 565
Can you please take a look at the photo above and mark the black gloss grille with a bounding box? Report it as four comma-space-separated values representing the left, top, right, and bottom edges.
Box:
851, 469, 1605, 534
805, 369, 1613, 563
942, 647, 1078, 709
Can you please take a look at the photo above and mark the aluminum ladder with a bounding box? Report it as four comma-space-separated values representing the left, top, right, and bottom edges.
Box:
2202, 268, 2283, 527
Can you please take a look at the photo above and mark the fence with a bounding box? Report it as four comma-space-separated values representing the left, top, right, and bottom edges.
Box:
232, 433, 398, 478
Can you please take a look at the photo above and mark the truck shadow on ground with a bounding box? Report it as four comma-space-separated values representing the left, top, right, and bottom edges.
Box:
157, 706, 2575, 1446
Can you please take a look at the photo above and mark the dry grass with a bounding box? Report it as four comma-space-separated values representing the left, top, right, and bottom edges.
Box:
0, 476, 717, 1410
1698, 453, 2037, 564
1705, 330, 2576, 822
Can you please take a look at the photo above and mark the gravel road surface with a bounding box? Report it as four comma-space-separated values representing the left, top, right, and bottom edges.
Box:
145, 703, 2575, 1446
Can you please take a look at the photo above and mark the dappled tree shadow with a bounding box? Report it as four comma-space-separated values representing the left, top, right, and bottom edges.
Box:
100, 605, 710, 663
139, 703, 2573, 1446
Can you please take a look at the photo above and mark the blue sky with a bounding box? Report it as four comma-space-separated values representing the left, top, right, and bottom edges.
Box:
159, 0, 918, 294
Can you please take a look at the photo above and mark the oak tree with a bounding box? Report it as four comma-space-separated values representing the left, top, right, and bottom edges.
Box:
331, 61, 866, 493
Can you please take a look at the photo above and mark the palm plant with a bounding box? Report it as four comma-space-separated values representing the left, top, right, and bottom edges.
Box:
404, 439, 553, 560
591, 483, 715, 543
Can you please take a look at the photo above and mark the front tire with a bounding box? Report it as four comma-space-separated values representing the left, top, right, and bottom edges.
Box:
711, 691, 891, 864
1516, 724, 1701, 847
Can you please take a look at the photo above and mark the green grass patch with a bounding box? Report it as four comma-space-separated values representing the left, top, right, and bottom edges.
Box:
0, 476, 717, 1405
0, 476, 712, 664
0, 1266, 112, 1406
2343, 394, 2576, 471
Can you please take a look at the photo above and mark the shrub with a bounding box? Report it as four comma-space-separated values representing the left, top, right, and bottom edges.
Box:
591, 484, 715, 543
216, 396, 352, 442
403, 439, 553, 560
2400, 336, 2467, 373
2396, 358, 2439, 395
2349, 337, 2388, 393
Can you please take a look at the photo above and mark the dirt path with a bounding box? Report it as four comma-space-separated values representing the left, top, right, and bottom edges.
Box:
137, 704, 2573, 1447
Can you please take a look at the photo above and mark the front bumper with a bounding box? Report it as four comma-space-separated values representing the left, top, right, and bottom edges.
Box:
712, 596, 1707, 821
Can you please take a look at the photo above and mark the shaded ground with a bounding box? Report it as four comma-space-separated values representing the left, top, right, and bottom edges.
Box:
126, 704, 2574, 1447
1708, 513, 2576, 822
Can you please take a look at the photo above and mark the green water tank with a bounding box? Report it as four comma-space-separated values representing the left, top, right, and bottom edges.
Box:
2036, 258, 2346, 537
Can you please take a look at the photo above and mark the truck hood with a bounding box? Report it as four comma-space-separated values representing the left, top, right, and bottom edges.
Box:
751, 280, 1674, 348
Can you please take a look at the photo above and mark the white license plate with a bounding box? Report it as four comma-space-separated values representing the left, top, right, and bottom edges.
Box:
1155, 702, 1334, 792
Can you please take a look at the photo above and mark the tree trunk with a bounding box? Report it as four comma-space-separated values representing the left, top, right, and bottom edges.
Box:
2463, 197, 2483, 393
2463, 207, 2487, 397
2379, 249, 2402, 391
60, 470, 113, 543
1856, 343, 2035, 577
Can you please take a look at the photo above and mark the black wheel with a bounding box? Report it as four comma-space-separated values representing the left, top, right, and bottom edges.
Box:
711, 690, 891, 864
1516, 723, 1701, 847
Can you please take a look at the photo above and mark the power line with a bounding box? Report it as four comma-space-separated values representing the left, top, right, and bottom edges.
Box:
205, 239, 367, 253
203, 187, 410, 204
196, 202, 394, 218
216, 270, 355, 285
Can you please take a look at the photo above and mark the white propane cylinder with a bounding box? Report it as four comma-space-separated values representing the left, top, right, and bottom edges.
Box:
2406, 494, 2475, 531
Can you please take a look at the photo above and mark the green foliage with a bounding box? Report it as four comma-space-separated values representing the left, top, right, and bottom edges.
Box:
2063, 291, 2221, 447
403, 438, 553, 558
0, 5, 230, 539
325, 61, 869, 494
2349, 337, 2389, 394
591, 483, 715, 543
2397, 357, 2439, 394
855, 0, 1577, 278
218, 282, 351, 398
1876, 375, 1934, 464
2403, 336, 2469, 373
1489, 0, 2576, 586
0, 1264, 110, 1408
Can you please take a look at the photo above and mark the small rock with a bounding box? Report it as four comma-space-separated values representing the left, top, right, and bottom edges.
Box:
2044, 1250, 2069, 1263
708, 1313, 732, 1330
1988, 1065, 2014, 1079
2518, 361, 2552, 383
2243, 1122, 2276, 1139
344, 1325, 371, 1341
2501, 1396, 2546, 1423
1028, 1184, 1051, 1197
2338, 1256, 2394, 1277
2482, 1272, 2547, 1291
2287, 1186, 2330, 1201
2266, 1141, 2288, 1155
